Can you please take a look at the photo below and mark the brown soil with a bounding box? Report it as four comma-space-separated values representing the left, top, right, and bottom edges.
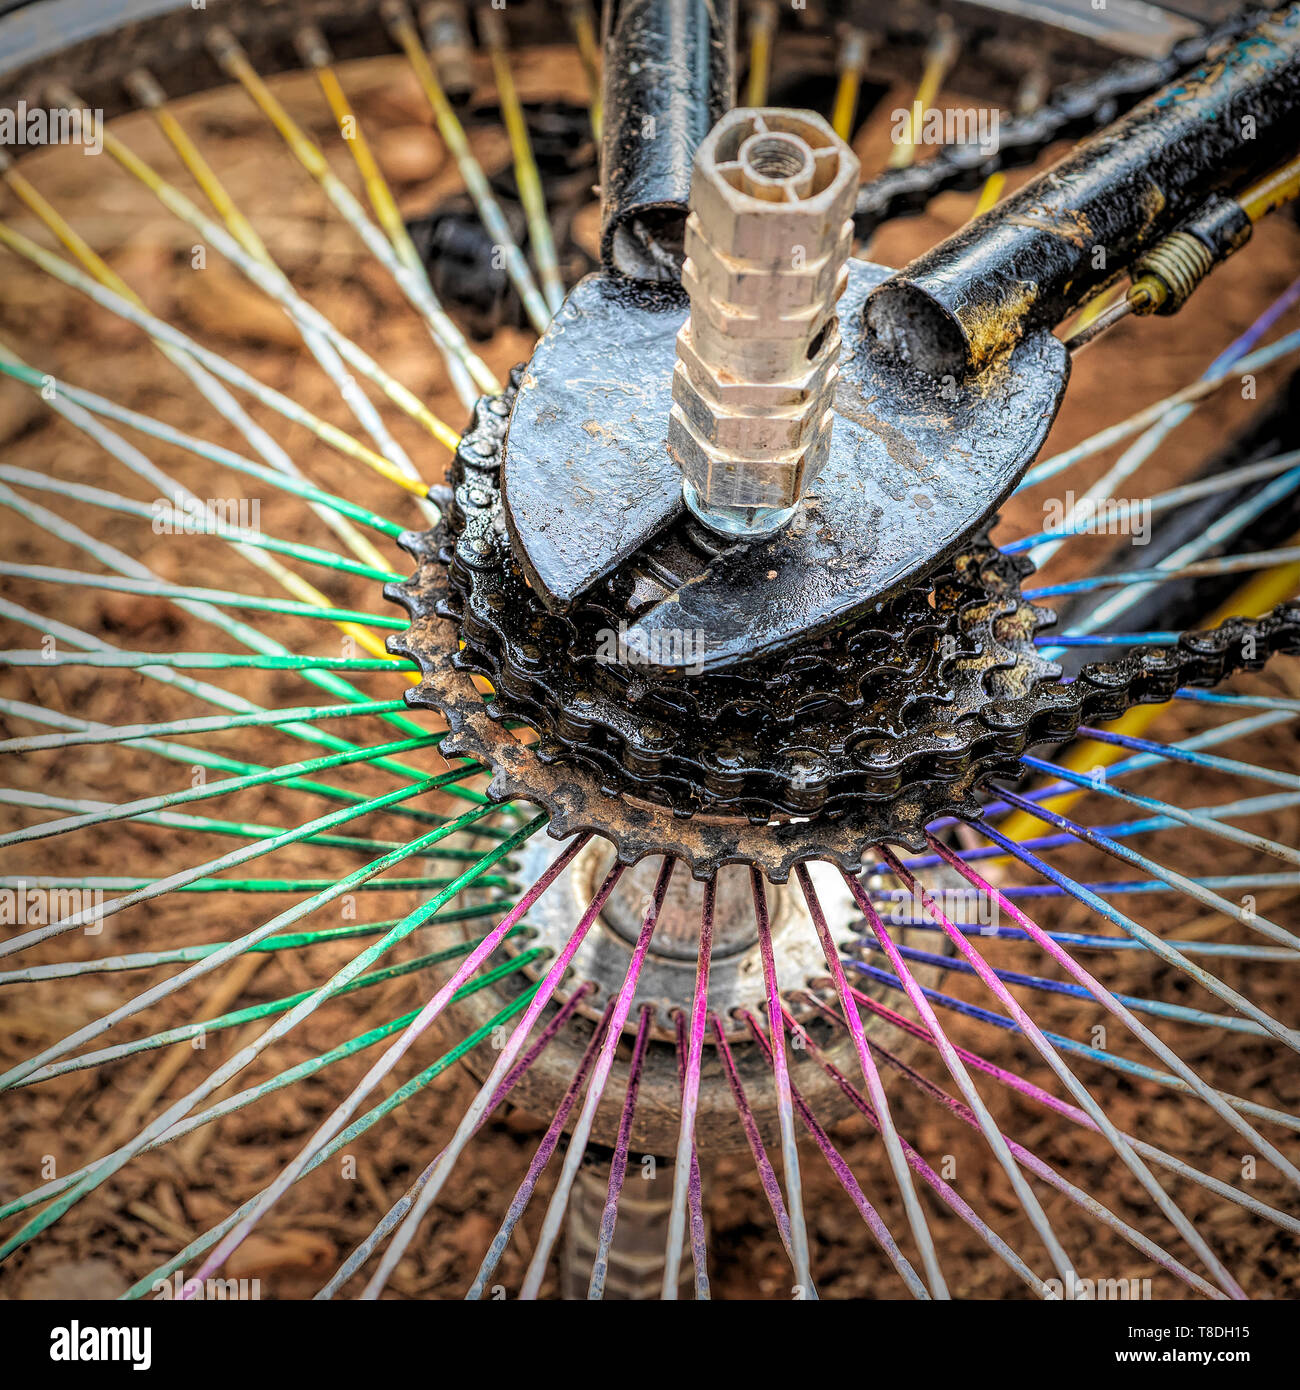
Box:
0, 47, 1298, 1301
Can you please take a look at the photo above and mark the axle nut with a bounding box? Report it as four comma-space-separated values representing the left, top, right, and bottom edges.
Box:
666, 108, 859, 536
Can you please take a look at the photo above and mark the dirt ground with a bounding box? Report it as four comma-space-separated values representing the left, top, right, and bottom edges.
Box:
0, 45, 1298, 1300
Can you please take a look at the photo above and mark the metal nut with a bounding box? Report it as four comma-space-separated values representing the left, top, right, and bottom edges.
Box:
666, 108, 859, 529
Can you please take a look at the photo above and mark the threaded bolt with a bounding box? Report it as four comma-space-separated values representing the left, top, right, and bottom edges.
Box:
666, 109, 859, 538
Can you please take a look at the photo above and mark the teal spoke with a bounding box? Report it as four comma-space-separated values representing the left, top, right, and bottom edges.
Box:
0, 649, 406, 672
0, 812, 542, 1258
0, 787, 406, 855
0, 732, 459, 849
0, 481, 426, 738
0, 696, 408, 755
0, 770, 491, 964
0, 561, 405, 630
0, 607, 497, 823
0, 693, 499, 835
0, 873, 509, 894
0, 902, 515, 984
17, 940, 543, 1087
2, 953, 537, 1222
119, 983, 538, 1301
0, 464, 401, 584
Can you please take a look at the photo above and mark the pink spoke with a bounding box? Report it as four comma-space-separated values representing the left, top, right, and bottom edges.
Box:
842, 868, 1079, 1285
663, 878, 714, 1301
317, 983, 596, 1298
839, 979, 1300, 1239
519, 856, 676, 1298
752, 870, 815, 1298
470, 998, 617, 1299
742, 1011, 927, 1299
713, 1015, 792, 1259
795, 995, 1222, 1299
589, 1004, 656, 1300
360, 851, 624, 1298
188, 832, 590, 1291
796, 862, 947, 1297
931, 832, 1300, 1190
882, 844, 1246, 1299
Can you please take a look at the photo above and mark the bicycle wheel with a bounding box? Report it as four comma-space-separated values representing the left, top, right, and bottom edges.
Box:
0, 0, 1298, 1305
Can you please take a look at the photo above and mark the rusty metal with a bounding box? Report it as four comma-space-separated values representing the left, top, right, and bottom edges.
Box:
865, 4, 1300, 377
501, 257, 1068, 665
390, 384, 1300, 881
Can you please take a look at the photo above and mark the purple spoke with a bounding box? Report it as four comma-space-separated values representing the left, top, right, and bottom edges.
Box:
589, 1004, 655, 1300
965, 824, 1300, 1187
842, 868, 1079, 1285
796, 863, 947, 1297
838, 981, 1300, 1236
188, 833, 590, 1291
882, 846, 1246, 1300
992, 783, 1299, 954
470, 999, 617, 1299
663, 879, 714, 1301
796, 994, 1223, 1298
713, 1015, 793, 1258
752, 870, 815, 1299
359, 850, 624, 1298
519, 857, 676, 1298
742, 1011, 928, 1299
317, 983, 595, 1298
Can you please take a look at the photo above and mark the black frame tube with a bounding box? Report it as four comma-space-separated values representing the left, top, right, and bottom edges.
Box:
599, 0, 736, 281
866, 2, 1300, 378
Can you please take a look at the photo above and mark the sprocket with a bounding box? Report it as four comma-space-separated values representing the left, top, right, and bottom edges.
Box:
387, 382, 1300, 881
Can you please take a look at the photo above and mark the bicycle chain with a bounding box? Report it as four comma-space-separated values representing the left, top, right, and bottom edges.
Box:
853, 3, 1281, 238
389, 380, 1300, 879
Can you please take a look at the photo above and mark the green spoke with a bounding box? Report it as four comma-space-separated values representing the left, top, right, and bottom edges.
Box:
0, 696, 407, 755
0, 800, 514, 1088
0, 561, 405, 630
16, 941, 544, 1087
1, 952, 536, 1223
0, 733, 461, 849
0, 356, 407, 540
0, 464, 401, 584
120, 983, 539, 1301
0, 813, 543, 1258
0, 902, 515, 984
0, 480, 426, 739
0, 772, 491, 965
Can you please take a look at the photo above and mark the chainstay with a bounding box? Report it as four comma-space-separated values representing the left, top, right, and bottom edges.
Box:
853, 3, 1284, 238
